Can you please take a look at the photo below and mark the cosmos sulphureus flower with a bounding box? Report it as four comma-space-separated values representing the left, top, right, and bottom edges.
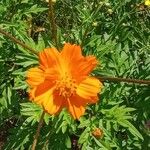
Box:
26, 43, 102, 119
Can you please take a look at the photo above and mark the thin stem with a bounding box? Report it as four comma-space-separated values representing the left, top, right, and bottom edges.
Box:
0, 28, 38, 55
97, 76, 150, 85
31, 111, 45, 150
48, 0, 57, 48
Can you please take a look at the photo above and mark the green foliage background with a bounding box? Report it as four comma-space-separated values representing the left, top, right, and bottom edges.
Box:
0, 0, 150, 149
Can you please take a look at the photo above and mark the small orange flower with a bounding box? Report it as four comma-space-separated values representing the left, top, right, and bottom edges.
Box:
92, 128, 103, 139
26, 43, 102, 119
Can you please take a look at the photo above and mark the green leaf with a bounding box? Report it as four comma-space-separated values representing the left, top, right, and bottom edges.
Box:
93, 137, 111, 150
78, 119, 91, 128
118, 120, 143, 140
20, 102, 43, 125
65, 136, 71, 148
78, 127, 90, 144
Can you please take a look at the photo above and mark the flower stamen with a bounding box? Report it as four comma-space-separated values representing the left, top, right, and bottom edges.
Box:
55, 74, 77, 98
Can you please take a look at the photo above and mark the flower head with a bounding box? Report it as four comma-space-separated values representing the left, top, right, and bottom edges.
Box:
26, 43, 102, 119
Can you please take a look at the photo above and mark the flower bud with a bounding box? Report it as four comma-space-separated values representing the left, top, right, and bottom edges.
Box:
92, 128, 103, 139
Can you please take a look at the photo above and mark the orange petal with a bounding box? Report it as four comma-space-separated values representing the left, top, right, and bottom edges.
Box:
73, 56, 98, 81
28, 87, 36, 100
28, 80, 53, 100
66, 95, 86, 119
39, 47, 62, 70
44, 68, 59, 81
76, 77, 102, 100
52, 93, 67, 114
34, 81, 55, 97
26, 67, 44, 87
34, 89, 62, 115
60, 43, 98, 80
60, 43, 84, 73
61, 43, 83, 64
81, 56, 98, 75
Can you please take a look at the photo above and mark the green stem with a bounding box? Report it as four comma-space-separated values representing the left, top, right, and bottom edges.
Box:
31, 111, 45, 150
0, 28, 38, 55
48, 0, 58, 48
97, 76, 150, 85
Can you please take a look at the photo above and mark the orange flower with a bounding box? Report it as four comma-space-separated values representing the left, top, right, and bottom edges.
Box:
92, 128, 103, 139
26, 43, 102, 119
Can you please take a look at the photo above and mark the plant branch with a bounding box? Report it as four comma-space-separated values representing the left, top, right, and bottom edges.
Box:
97, 76, 150, 85
0, 28, 38, 55
48, 0, 57, 48
31, 111, 45, 150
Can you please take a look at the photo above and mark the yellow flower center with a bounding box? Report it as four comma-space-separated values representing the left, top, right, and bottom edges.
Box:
55, 74, 77, 98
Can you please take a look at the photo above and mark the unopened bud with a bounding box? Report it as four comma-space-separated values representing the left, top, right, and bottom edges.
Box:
108, 9, 113, 14
92, 22, 98, 27
92, 128, 103, 139
105, 2, 111, 7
